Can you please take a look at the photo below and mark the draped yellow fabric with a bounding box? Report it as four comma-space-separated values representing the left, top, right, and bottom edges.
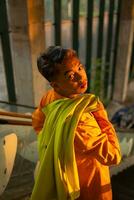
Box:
30, 94, 98, 200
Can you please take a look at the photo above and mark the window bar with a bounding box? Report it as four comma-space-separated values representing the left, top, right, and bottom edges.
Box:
85, 0, 94, 92
129, 41, 134, 80
53, 0, 61, 45
111, 0, 122, 99
0, 0, 16, 102
72, 0, 80, 53
94, 0, 105, 96
104, 0, 115, 99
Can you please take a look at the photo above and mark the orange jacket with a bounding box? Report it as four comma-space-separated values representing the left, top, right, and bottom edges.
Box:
32, 89, 121, 200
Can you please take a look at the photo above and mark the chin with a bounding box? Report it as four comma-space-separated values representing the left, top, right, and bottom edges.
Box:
80, 88, 87, 94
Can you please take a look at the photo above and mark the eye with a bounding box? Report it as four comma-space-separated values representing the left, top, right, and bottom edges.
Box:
68, 74, 74, 80
66, 73, 75, 80
78, 64, 83, 71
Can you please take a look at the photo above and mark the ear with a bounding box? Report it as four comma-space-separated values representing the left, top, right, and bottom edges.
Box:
50, 81, 60, 90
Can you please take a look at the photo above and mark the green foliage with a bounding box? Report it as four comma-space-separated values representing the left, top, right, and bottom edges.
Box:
90, 58, 111, 105
93, 58, 102, 96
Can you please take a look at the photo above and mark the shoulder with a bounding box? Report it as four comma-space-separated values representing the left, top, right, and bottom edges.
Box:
96, 99, 105, 110
40, 89, 55, 108
85, 93, 105, 110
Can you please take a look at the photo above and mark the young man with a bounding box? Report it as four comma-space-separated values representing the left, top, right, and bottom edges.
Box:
31, 46, 121, 200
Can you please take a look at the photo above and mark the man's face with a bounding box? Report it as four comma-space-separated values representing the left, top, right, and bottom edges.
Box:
51, 56, 88, 98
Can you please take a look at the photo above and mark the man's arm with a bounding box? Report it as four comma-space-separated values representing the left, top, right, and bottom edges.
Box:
32, 89, 55, 134
75, 100, 121, 166
32, 106, 45, 134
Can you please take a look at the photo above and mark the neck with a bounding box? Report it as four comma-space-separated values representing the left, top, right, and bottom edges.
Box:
54, 89, 80, 99
67, 94, 80, 98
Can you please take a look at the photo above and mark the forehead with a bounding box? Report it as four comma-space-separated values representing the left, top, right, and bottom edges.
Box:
59, 56, 80, 72
64, 56, 80, 67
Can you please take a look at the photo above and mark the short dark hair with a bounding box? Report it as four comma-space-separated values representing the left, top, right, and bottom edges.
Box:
37, 46, 76, 82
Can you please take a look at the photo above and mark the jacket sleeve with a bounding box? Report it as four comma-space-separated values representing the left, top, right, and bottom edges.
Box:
32, 94, 47, 134
32, 89, 56, 134
32, 106, 45, 134
75, 100, 121, 166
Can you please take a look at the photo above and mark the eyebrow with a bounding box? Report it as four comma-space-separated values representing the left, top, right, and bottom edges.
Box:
64, 61, 81, 76
64, 70, 72, 76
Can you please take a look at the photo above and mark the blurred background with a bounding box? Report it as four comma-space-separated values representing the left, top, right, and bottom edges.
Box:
0, 0, 134, 199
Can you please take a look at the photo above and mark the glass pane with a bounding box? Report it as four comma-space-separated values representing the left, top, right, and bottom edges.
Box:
44, 0, 54, 47
0, 36, 8, 101
80, 0, 87, 17
44, 0, 54, 21
61, 0, 72, 48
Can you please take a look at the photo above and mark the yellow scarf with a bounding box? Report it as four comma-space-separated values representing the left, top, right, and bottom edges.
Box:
30, 94, 98, 200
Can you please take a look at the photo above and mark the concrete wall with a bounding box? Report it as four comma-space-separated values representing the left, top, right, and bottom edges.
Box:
113, 0, 134, 102
7, 0, 48, 106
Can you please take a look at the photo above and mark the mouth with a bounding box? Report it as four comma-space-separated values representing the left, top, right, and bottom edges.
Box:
79, 81, 87, 89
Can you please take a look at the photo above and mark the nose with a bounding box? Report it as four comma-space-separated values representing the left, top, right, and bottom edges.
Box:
75, 73, 82, 81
